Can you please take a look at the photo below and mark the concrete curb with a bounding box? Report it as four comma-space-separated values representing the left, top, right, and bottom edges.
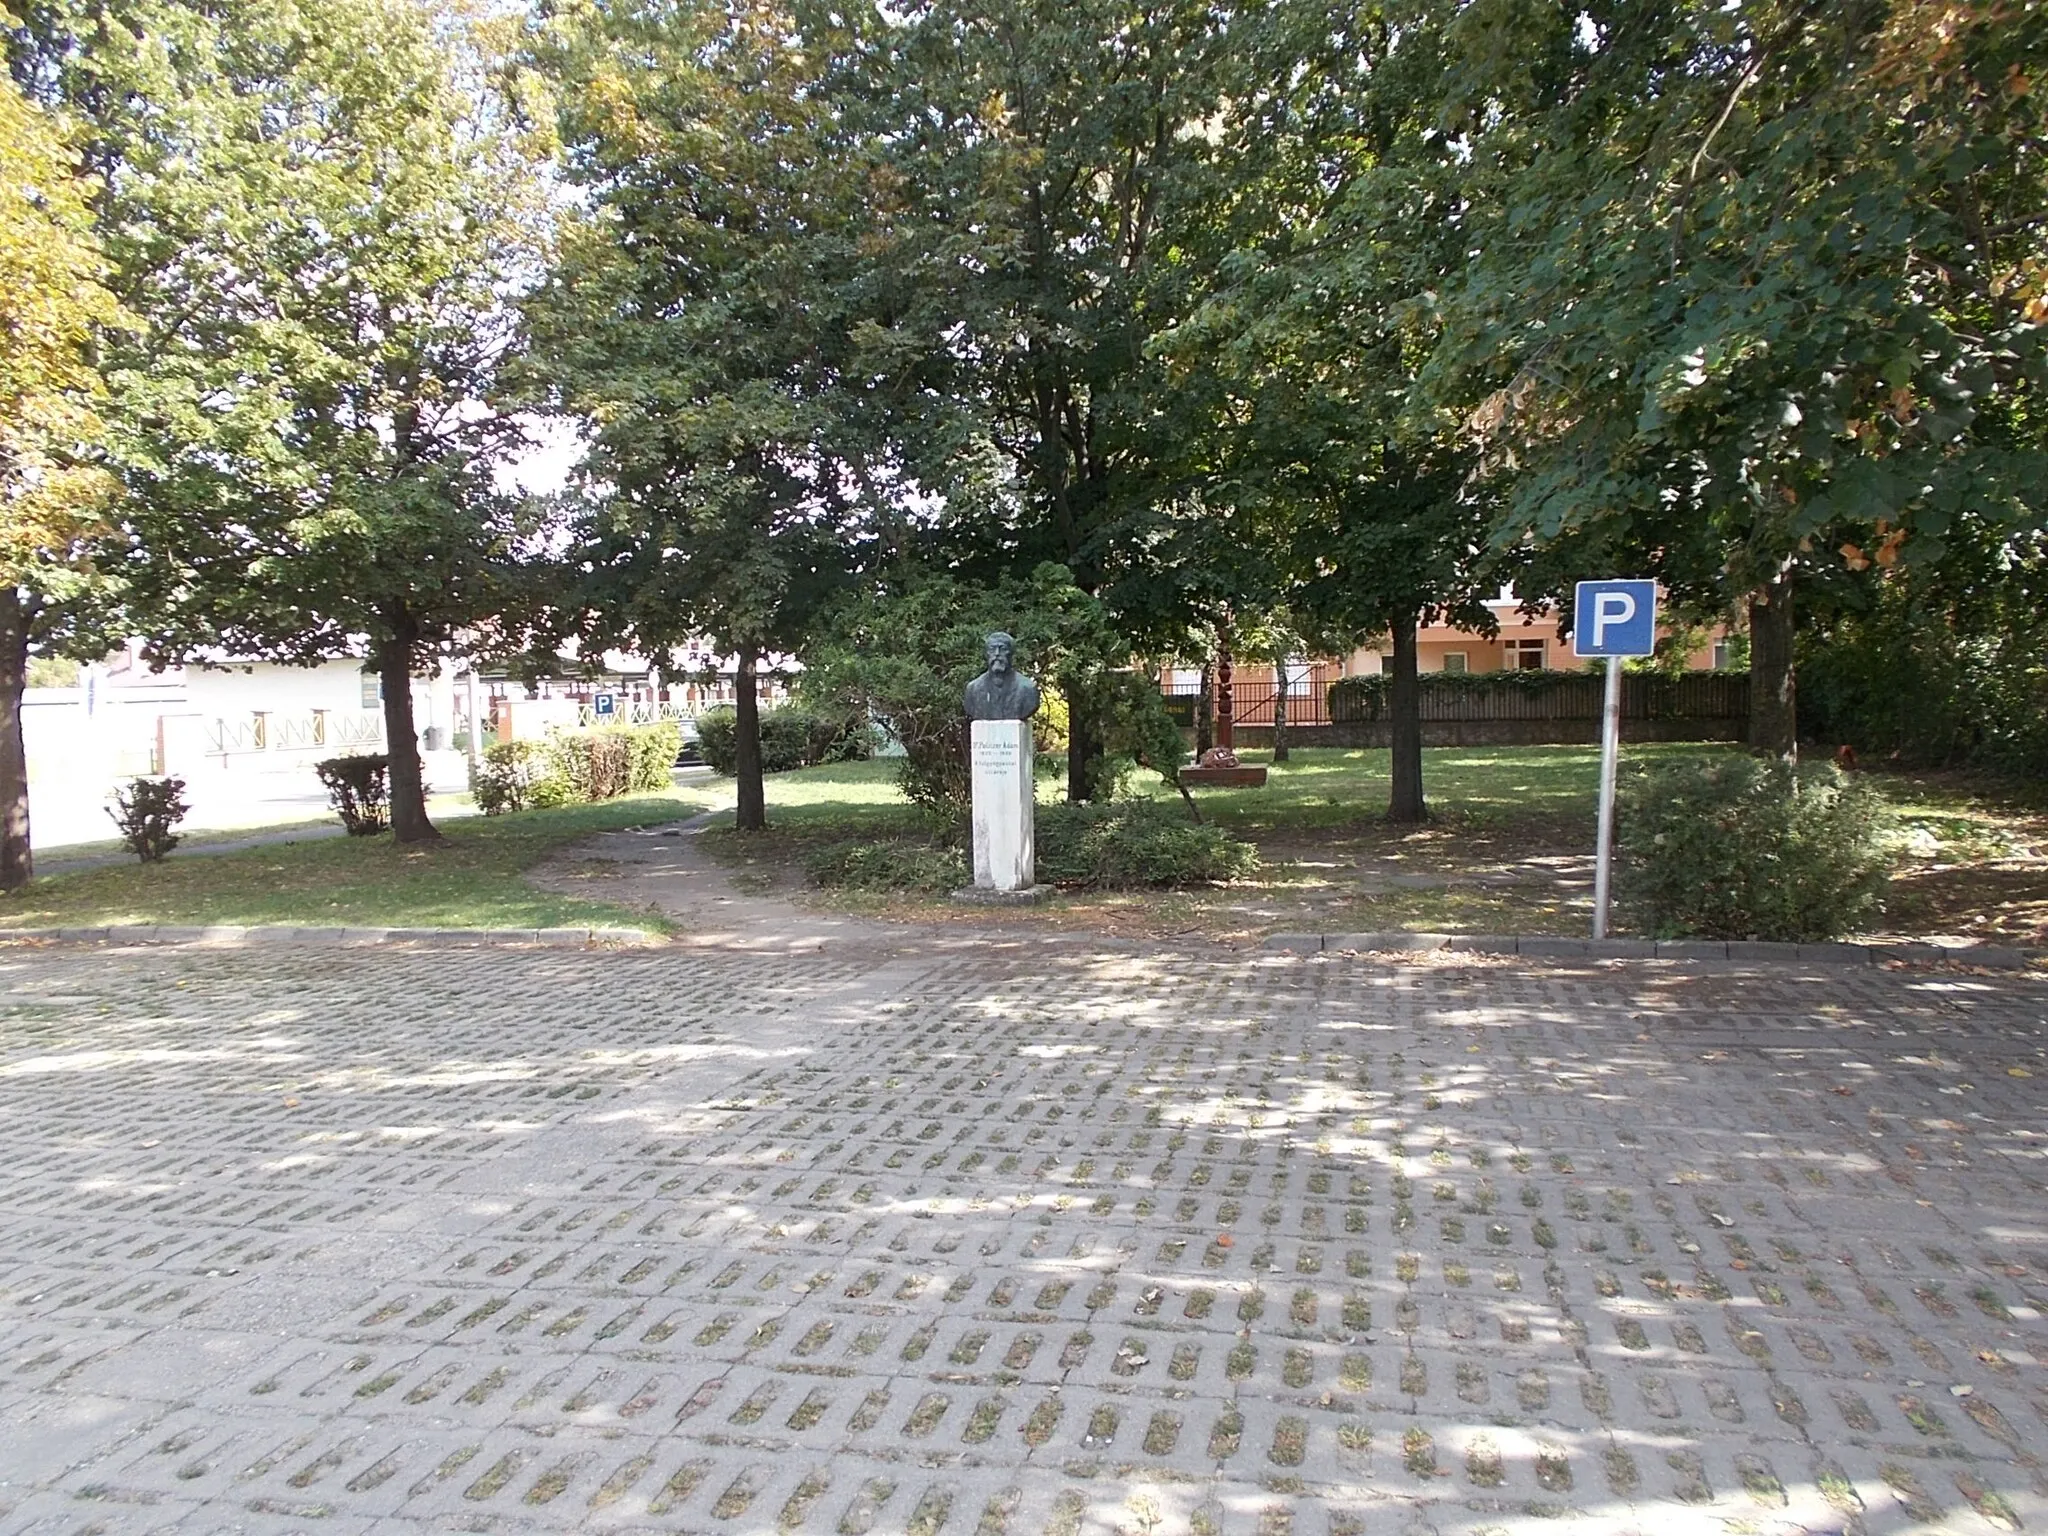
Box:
1261, 930, 2035, 968
1, 924, 662, 949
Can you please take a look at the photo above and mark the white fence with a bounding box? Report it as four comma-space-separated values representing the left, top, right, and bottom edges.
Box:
201, 710, 384, 758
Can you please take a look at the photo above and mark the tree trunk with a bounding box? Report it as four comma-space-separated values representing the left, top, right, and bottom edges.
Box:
734, 645, 766, 831
1387, 611, 1426, 823
1748, 571, 1797, 761
1194, 660, 1213, 757
376, 627, 439, 843
1066, 690, 1102, 802
1271, 659, 1290, 765
0, 590, 34, 890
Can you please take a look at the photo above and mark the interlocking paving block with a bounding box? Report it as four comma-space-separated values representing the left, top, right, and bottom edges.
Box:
0, 944, 2043, 1533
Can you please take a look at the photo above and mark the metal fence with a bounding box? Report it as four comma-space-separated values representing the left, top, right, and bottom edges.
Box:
1327, 671, 1750, 723
1160, 678, 1334, 728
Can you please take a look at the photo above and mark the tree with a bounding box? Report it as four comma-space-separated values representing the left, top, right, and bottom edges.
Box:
523, 0, 869, 831
0, 69, 120, 887
12, 0, 553, 843
844, 0, 1241, 801
1425, 0, 2048, 756
1165, 0, 1501, 821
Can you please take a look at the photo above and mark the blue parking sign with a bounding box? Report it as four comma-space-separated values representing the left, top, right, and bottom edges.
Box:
594, 692, 616, 717
1573, 580, 1658, 658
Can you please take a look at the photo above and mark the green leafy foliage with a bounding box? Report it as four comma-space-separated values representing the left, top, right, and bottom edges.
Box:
472, 724, 682, 815
1037, 800, 1258, 890
625, 722, 685, 791
1329, 671, 1595, 721
695, 706, 861, 778
1801, 552, 2048, 775
315, 755, 392, 837
471, 741, 543, 816
1425, 0, 2048, 751
806, 565, 1181, 817
544, 730, 633, 805
806, 840, 968, 894
105, 775, 188, 863
1618, 758, 1890, 941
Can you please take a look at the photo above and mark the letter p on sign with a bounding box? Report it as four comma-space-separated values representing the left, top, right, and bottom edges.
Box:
1573, 580, 1658, 658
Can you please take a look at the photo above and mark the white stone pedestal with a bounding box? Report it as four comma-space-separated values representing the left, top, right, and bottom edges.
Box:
969, 718, 1035, 892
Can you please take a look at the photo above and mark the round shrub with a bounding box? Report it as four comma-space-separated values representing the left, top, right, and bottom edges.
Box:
106, 775, 189, 862
1618, 755, 1890, 941
314, 753, 391, 835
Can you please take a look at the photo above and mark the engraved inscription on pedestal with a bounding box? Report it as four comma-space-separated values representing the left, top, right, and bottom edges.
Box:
970, 719, 1034, 892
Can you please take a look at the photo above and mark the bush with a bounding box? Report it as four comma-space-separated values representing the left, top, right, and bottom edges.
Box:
471, 741, 545, 815
1618, 755, 1890, 941
1037, 799, 1259, 889
472, 723, 681, 814
696, 707, 739, 774
106, 775, 188, 862
696, 705, 862, 777
546, 728, 632, 802
807, 839, 968, 893
626, 720, 683, 790
1800, 576, 2048, 775
315, 754, 391, 835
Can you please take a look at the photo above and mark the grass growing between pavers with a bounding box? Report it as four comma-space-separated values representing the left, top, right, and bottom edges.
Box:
701, 746, 2048, 942
0, 791, 716, 932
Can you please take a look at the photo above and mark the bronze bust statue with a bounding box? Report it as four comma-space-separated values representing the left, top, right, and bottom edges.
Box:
964, 631, 1041, 721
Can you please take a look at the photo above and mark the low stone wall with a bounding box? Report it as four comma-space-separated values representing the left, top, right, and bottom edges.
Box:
1232, 716, 1748, 749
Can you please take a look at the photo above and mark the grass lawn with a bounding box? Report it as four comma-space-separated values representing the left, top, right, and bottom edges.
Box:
704, 746, 2047, 944
0, 790, 716, 932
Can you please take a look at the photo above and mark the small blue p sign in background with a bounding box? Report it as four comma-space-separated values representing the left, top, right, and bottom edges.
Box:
593, 692, 616, 718
1573, 580, 1658, 658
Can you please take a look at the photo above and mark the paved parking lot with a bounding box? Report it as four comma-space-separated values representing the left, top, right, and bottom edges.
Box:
0, 940, 2042, 1534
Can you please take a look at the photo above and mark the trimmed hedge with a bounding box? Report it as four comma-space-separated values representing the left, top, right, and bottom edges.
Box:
315, 753, 392, 835
697, 705, 871, 777
1328, 669, 1595, 721
107, 775, 189, 862
470, 722, 682, 816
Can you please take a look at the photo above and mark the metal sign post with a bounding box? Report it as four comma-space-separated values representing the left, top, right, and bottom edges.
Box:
1573, 580, 1658, 940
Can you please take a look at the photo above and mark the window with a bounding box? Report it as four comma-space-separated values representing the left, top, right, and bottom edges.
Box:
1440, 652, 1468, 674
1712, 640, 1731, 669
1505, 639, 1545, 670
1283, 658, 1313, 696
359, 670, 381, 707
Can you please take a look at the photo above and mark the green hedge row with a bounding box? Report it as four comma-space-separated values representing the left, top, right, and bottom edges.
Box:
470, 723, 681, 815
695, 705, 872, 776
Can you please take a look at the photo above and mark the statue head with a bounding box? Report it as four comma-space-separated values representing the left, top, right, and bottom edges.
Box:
984, 631, 1016, 676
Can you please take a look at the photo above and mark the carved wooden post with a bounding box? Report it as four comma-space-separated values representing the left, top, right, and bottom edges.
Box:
1215, 643, 1235, 754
